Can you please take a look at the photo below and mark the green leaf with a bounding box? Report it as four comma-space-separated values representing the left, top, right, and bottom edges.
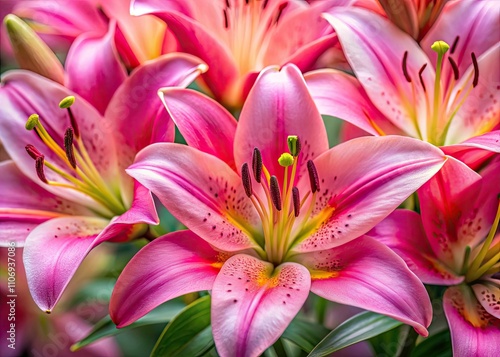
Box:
411, 329, 452, 357
308, 311, 403, 357
150, 295, 213, 357
71, 299, 185, 351
282, 318, 330, 353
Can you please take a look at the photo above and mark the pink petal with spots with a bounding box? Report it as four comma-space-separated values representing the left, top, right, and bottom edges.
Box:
158, 88, 237, 170
472, 278, 500, 320
293, 136, 446, 252
212, 254, 310, 357
294, 236, 431, 336
304, 69, 405, 136
65, 20, 127, 115
421, 0, 500, 90
443, 285, 500, 357
128, 143, 262, 252
111, 230, 222, 327
418, 157, 499, 270
23, 216, 109, 312
367, 209, 463, 285
324, 7, 435, 139
442, 130, 500, 169
0, 161, 93, 247
0, 71, 119, 212
234, 64, 329, 186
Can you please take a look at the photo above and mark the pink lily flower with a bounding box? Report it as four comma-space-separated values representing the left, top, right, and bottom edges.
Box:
9, 0, 169, 68
305, 2, 500, 169
0, 54, 207, 313
110, 64, 448, 356
131, 0, 338, 109
368, 157, 500, 356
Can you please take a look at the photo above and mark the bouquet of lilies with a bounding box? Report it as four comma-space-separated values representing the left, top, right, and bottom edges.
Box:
0, 1, 498, 356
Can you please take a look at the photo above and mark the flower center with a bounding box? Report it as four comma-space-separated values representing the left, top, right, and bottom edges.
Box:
401, 38, 482, 145
464, 197, 500, 283
241, 135, 331, 265
24, 96, 126, 218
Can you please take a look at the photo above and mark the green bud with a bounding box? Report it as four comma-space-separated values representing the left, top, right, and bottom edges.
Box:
431, 40, 450, 56
25, 114, 40, 130
278, 153, 294, 167
287, 135, 301, 157
59, 96, 75, 109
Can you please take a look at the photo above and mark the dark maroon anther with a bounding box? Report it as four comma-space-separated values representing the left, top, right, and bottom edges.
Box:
270, 175, 282, 211
450, 36, 460, 55
471, 52, 479, 87
275, 2, 288, 24
448, 57, 459, 80
418, 63, 428, 92
225, 0, 230, 8
35, 156, 48, 183
252, 147, 262, 183
241, 163, 253, 197
67, 107, 80, 139
223, 9, 229, 29
292, 186, 300, 217
263, 0, 269, 9
402, 51, 412, 83
307, 160, 320, 194
64, 127, 77, 168
25, 144, 43, 160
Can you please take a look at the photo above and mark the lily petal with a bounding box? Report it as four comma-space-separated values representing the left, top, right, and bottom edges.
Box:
446, 44, 500, 144
324, 7, 435, 139
0, 161, 93, 246
23, 216, 109, 312
158, 88, 237, 170
443, 285, 500, 357
65, 20, 127, 115
367, 209, 463, 285
294, 136, 446, 252
128, 143, 262, 252
234, 64, 329, 185
293, 236, 432, 336
418, 157, 498, 270
304, 69, 404, 136
0, 71, 118, 210
110, 230, 222, 327
472, 278, 500, 320
212, 254, 310, 357
442, 130, 500, 169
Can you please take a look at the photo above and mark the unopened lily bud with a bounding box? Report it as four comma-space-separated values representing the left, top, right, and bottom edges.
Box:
4, 14, 64, 84
278, 153, 294, 167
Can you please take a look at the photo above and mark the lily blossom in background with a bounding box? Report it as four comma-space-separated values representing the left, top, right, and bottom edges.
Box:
110, 64, 448, 356
305, 1, 499, 169
0, 54, 207, 313
131, 0, 337, 109
368, 158, 500, 357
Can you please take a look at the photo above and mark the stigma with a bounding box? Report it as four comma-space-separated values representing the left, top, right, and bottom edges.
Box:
24, 96, 126, 217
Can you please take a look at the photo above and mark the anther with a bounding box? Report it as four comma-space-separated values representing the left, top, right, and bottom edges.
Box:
292, 187, 300, 217
223, 9, 228, 29
263, 0, 269, 9
35, 156, 48, 183
307, 160, 320, 193
471, 52, 479, 87
275, 3, 288, 25
59, 96, 75, 109
60, 96, 80, 138
278, 153, 294, 167
418, 64, 427, 92
270, 175, 282, 211
25, 114, 40, 130
64, 127, 77, 168
252, 148, 262, 183
225, 0, 230, 8
287, 135, 301, 157
402, 51, 412, 82
241, 163, 253, 197
25, 144, 43, 160
450, 36, 460, 55
448, 57, 459, 80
